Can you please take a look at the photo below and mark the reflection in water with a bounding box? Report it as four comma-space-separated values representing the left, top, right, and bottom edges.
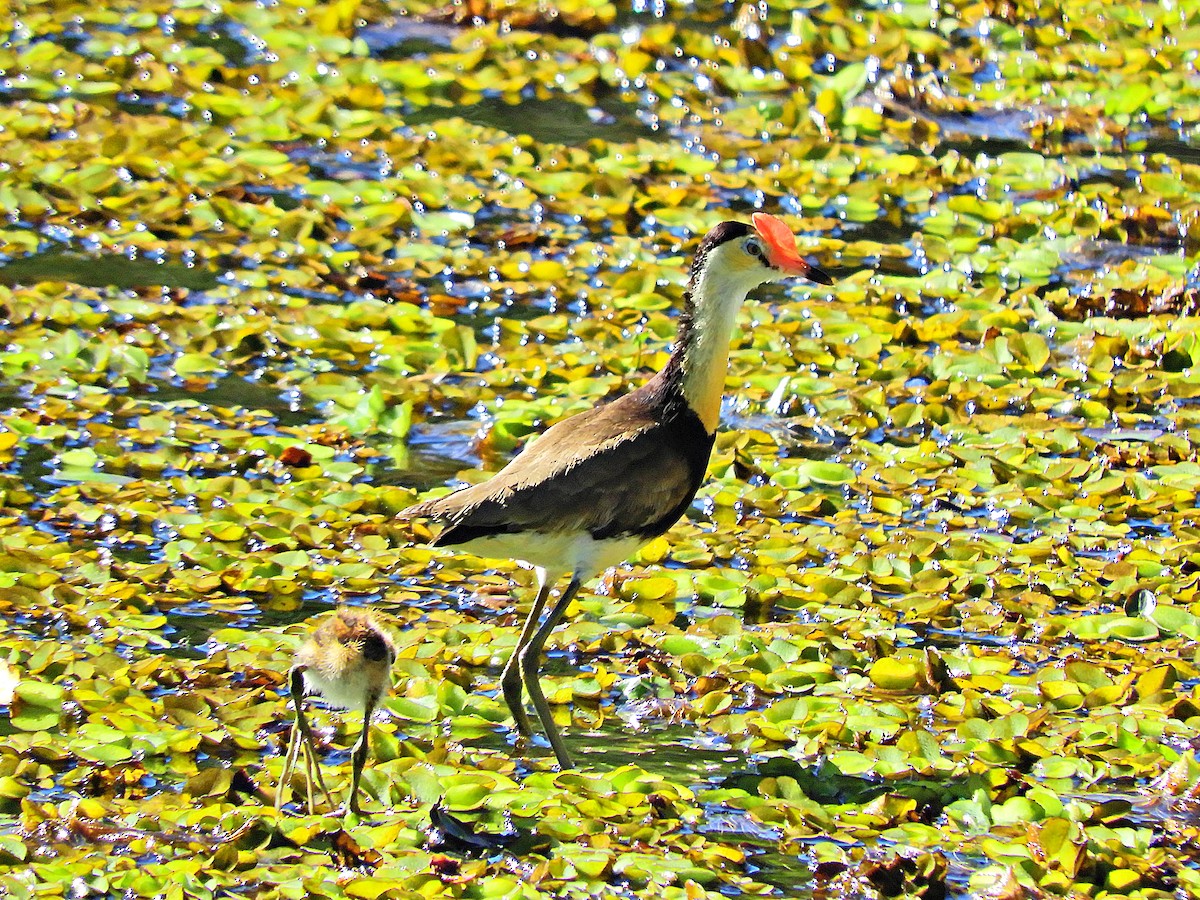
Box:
0, 250, 221, 291
405, 96, 662, 146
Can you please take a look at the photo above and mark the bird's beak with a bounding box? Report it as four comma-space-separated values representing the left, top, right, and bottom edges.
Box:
752, 212, 834, 285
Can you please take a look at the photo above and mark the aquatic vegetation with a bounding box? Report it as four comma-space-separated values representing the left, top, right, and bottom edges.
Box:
0, 0, 1197, 897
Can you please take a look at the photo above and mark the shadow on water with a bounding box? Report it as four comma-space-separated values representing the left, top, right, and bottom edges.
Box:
1130, 132, 1200, 166
0, 386, 30, 413
0, 251, 221, 291
571, 722, 746, 781
372, 419, 484, 492
461, 716, 983, 896
462, 721, 825, 894
451, 719, 825, 893
459, 717, 747, 786
934, 135, 1041, 158
141, 375, 486, 492
406, 95, 662, 146
373, 447, 480, 493
141, 374, 318, 428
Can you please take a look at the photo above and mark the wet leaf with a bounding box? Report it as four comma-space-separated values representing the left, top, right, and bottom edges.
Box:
870, 658, 921, 691
11, 680, 64, 731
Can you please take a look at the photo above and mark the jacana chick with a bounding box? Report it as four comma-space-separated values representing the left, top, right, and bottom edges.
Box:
402, 213, 833, 768
276, 608, 396, 815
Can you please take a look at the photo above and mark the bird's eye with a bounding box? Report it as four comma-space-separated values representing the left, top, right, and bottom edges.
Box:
744, 237, 766, 261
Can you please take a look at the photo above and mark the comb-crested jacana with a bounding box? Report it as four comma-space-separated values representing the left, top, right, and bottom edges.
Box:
275, 609, 396, 815
403, 213, 833, 767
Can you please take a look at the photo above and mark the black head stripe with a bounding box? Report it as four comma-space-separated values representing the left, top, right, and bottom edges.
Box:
689, 220, 752, 285
361, 630, 392, 663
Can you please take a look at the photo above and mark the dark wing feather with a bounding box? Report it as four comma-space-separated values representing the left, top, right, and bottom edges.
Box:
402, 392, 713, 544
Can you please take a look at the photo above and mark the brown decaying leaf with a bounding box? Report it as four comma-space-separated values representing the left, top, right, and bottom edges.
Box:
476, 225, 547, 251
330, 829, 383, 869
277, 446, 313, 467
354, 271, 425, 304
1055, 284, 1199, 320
28, 807, 255, 852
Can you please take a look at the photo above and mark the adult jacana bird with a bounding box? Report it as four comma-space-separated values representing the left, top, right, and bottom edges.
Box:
275, 609, 396, 816
402, 213, 833, 768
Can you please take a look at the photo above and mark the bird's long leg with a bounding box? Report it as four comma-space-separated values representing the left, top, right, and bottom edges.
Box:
275, 718, 302, 811
287, 665, 335, 813
347, 694, 378, 816
301, 735, 321, 814
519, 576, 582, 769
499, 572, 553, 737
276, 666, 307, 811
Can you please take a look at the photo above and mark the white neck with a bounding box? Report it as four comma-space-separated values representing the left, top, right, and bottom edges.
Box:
679, 252, 772, 433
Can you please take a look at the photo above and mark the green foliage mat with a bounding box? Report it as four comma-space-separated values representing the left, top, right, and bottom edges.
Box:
0, 0, 1198, 897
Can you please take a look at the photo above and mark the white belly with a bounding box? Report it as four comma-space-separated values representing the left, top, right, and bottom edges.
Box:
303, 666, 379, 712
458, 531, 645, 583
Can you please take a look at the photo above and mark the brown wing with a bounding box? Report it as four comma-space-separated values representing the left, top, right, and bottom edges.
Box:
402, 393, 714, 544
